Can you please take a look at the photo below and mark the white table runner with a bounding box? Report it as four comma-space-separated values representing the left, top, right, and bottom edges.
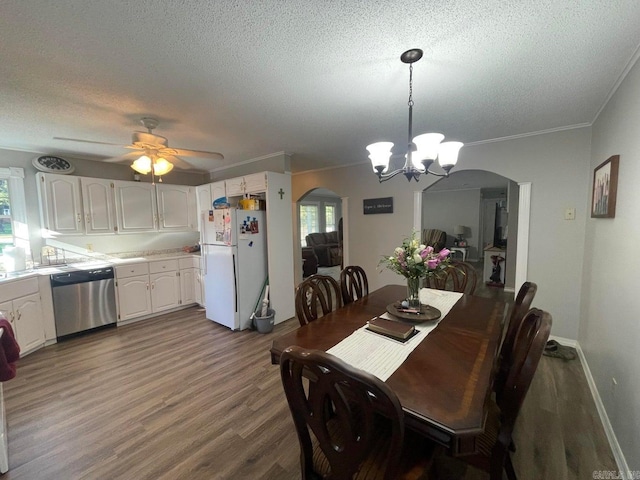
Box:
327, 289, 463, 381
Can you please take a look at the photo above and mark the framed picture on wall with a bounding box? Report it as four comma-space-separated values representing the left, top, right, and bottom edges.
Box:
591, 155, 619, 218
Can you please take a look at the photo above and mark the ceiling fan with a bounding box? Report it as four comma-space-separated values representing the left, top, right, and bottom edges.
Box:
54, 117, 224, 177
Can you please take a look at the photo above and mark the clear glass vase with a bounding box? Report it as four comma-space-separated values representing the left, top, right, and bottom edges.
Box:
406, 277, 421, 309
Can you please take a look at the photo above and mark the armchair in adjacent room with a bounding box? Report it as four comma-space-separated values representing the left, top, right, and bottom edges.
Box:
304, 231, 342, 267
422, 228, 447, 252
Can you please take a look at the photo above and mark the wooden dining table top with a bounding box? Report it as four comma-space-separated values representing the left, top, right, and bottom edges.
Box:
270, 284, 506, 455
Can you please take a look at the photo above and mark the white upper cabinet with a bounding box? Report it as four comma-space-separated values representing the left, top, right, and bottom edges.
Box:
196, 181, 225, 231
36, 173, 84, 235
225, 173, 267, 196
114, 181, 157, 233
156, 184, 196, 231
80, 178, 117, 235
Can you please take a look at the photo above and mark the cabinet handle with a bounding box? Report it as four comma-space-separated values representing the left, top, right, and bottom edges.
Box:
86, 213, 91, 224
77, 213, 82, 223
146, 283, 150, 290
16, 309, 21, 320
9, 311, 14, 322
151, 283, 155, 289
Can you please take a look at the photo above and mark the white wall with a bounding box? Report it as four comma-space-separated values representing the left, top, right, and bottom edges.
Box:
422, 188, 482, 259
581, 55, 640, 469
293, 126, 591, 340
0, 148, 205, 261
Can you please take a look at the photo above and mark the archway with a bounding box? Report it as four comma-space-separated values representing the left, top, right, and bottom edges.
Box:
417, 170, 529, 297
295, 188, 346, 284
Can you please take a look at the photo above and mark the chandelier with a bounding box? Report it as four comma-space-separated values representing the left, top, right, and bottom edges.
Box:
366, 49, 463, 182
131, 152, 174, 182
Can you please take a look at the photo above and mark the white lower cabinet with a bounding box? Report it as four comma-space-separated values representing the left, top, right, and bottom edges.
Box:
195, 269, 203, 306
117, 275, 152, 321
115, 263, 152, 322
150, 271, 180, 312
0, 278, 45, 355
179, 268, 197, 306
116, 256, 199, 323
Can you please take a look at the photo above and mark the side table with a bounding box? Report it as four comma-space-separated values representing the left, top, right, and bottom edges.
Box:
449, 246, 469, 261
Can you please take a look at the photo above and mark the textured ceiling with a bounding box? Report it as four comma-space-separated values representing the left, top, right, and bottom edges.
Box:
1, 1, 640, 174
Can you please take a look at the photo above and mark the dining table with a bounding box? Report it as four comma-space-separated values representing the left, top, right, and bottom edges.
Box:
270, 284, 507, 456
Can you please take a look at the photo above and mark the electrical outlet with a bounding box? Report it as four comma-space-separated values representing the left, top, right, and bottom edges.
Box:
86, 243, 93, 253
564, 208, 576, 220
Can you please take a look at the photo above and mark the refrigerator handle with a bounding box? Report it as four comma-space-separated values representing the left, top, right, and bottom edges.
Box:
233, 253, 238, 313
202, 244, 208, 276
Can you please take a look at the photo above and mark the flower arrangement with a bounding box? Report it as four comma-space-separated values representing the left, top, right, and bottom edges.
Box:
380, 232, 451, 308
380, 232, 451, 280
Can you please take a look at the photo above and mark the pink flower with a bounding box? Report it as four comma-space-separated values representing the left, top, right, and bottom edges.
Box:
427, 259, 439, 269
425, 246, 434, 255
439, 248, 450, 258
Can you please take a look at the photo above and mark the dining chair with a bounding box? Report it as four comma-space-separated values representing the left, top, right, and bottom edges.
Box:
340, 265, 369, 305
295, 274, 342, 326
452, 308, 552, 480
423, 260, 478, 295
494, 282, 538, 403
279, 345, 434, 479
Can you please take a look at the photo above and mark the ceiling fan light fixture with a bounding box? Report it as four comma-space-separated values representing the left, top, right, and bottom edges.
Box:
153, 157, 174, 176
131, 155, 152, 174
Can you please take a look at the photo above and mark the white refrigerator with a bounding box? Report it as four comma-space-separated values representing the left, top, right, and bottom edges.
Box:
202, 207, 267, 330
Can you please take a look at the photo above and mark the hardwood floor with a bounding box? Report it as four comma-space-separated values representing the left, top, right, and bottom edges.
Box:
2, 306, 616, 479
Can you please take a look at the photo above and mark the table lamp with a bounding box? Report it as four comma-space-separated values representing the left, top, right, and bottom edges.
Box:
454, 225, 466, 242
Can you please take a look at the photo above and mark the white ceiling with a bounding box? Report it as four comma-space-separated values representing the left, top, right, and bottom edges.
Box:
1, 1, 640, 174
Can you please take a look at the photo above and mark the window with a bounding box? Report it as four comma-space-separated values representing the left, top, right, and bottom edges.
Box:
299, 203, 319, 246
0, 179, 13, 250
325, 203, 336, 232
0, 167, 29, 272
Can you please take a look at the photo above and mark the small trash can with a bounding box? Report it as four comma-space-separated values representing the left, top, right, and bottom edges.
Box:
254, 308, 275, 334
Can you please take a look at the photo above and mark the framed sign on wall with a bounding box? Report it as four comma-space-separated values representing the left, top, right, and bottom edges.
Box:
363, 197, 393, 215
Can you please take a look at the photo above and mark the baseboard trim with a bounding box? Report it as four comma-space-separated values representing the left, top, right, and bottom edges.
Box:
548, 335, 577, 348
575, 342, 631, 478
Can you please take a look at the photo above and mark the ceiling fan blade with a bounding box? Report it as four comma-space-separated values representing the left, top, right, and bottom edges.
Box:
102, 152, 141, 163
164, 155, 203, 171
54, 136, 123, 147
172, 147, 224, 161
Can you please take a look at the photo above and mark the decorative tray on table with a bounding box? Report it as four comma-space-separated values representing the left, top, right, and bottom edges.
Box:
386, 302, 441, 323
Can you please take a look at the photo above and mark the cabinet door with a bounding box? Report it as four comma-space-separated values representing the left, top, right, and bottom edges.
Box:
117, 275, 152, 321
156, 184, 196, 231
243, 172, 267, 194
194, 269, 203, 306
81, 178, 117, 235
150, 271, 180, 312
114, 182, 157, 232
13, 293, 45, 354
225, 177, 245, 197
0, 301, 14, 330
210, 181, 225, 203
37, 173, 84, 234
180, 268, 197, 306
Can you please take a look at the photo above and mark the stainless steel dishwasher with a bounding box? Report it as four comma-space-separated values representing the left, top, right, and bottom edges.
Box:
50, 266, 117, 339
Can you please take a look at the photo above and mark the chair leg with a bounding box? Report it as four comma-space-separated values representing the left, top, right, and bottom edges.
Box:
505, 452, 517, 480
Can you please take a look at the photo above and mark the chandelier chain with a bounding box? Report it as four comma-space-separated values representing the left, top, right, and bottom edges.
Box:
408, 63, 414, 107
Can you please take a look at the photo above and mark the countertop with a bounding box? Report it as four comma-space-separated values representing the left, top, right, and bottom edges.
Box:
0, 252, 201, 284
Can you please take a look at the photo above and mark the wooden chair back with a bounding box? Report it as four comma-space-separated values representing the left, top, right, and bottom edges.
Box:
339, 266, 369, 305
295, 274, 341, 326
498, 308, 551, 441
280, 346, 405, 480
461, 308, 551, 480
423, 260, 478, 295
494, 282, 537, 401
